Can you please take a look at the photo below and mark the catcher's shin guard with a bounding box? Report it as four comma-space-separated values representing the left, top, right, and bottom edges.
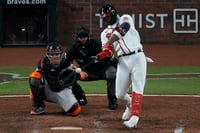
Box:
67, 103, 81, 116
29, 90, 45, 115
131, 92, 143, 117
29, 71, 45, 108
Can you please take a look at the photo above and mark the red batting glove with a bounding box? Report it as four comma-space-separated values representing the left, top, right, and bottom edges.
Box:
96, 43, 113, 60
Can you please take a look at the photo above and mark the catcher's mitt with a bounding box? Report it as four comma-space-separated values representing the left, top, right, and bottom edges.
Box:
58, 69, 77, 88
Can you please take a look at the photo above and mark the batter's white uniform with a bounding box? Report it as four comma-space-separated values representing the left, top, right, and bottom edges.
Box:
101, 14, 147, 127
101, 14, 146, 97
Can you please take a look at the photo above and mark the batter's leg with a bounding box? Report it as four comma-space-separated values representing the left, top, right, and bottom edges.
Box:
115, 62, 131, 104
124, 53, 146, 128
115, 58, 132, 120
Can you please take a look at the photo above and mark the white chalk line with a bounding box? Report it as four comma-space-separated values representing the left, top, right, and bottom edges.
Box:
0, 94, 200, 98
51, 126, 82, 130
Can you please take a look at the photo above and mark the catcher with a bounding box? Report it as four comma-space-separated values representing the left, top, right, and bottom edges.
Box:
28, 41, 87, 115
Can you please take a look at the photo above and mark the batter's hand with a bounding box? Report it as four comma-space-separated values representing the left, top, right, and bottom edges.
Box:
96, 43, 113, 60
146, 57, 154, 63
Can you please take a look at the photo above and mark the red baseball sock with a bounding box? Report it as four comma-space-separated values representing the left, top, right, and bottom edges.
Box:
131, 92, 143, 116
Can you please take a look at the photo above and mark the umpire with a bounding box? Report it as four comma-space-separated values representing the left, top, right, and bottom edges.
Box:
66, 27, 118, 110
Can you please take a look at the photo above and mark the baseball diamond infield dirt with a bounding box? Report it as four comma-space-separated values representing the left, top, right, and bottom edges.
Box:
0, 45, 200, 133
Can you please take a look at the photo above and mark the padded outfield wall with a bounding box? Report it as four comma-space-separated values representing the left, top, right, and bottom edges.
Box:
56, 0, 200, 45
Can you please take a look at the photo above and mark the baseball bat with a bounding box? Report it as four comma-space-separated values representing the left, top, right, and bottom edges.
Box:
81, 57, 99, 70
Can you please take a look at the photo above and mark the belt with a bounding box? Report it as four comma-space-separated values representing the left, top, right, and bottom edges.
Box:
118, 49, 143, 58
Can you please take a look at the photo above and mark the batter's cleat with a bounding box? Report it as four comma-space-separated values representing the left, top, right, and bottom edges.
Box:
122, 106, 131, 120
108, 99, 118, 110
123, 115, 139, 129
30, 107, 45, 115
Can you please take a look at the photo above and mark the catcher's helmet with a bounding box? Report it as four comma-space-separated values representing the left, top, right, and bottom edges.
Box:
76, 27, 89, 38
100, 4, 117, 25
46, 41, 63, 55
46, 41, 63, 67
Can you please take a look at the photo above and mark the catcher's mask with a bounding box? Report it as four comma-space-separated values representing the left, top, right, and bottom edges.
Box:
100, 4, 117, 25
46, 41, 63, 67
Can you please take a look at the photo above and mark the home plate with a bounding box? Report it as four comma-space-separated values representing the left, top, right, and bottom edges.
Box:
51, 126, 82, 130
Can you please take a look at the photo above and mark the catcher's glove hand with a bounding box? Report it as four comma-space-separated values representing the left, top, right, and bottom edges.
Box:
79, 71, 88, 80
58, 69, 77, 88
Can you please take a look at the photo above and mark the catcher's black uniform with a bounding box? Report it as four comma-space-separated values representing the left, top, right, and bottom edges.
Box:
29, 41, 84, 115
37, 56, 71, 92
33, 56, 87, 105
66, 38, 118, 109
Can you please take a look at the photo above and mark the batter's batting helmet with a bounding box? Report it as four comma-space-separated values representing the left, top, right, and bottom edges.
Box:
100, 4, 117, 25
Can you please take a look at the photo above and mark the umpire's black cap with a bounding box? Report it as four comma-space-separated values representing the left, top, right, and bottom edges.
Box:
76, 27, 89, 38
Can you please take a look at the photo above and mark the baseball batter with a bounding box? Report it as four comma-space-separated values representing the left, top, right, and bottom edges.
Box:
29, 41, 86, 116
97, 4, 147, 129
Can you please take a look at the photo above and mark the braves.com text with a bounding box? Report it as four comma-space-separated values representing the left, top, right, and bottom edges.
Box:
7, 0, 46, 4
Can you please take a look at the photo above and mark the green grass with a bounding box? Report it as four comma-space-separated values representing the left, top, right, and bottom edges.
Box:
147, 66, 200, 74
0, 66, 34, 77
145, 78, 200, 95
0, 66, 200, 95
0, 81, 29, 95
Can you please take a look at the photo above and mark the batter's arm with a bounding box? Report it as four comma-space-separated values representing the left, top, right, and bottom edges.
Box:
97, 32, 119, 60
107, 34, 119, 46
106, 22, 130, 46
